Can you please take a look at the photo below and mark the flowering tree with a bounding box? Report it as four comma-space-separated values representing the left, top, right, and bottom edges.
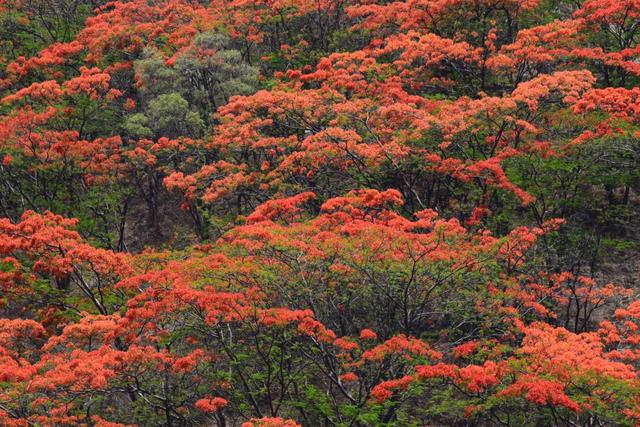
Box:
1, 0, 640, 425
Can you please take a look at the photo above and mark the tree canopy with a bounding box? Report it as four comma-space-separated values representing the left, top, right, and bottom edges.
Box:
2, 0, 640, 425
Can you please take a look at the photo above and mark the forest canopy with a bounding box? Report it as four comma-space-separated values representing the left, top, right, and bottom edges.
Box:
1, 0, 640, 426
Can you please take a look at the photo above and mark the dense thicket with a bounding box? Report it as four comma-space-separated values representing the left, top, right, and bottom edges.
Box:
1, 0, 640, 426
